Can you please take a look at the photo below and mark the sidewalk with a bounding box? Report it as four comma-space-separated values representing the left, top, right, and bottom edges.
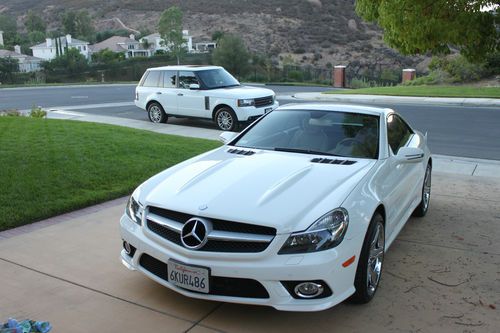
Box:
293, 92, 500, 107
46, 109, 500, 178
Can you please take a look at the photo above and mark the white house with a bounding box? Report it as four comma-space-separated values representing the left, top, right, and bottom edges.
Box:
90, 35, 151, 59
140, 30, 193, 54
194, 42, 217, 53
0, 45, 43, 72
30, 34, 90, 61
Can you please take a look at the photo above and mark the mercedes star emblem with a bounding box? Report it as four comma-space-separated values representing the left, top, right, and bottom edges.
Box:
181, 217, 211, 250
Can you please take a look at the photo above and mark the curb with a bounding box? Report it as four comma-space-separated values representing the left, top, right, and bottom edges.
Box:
293, 93, 500, 107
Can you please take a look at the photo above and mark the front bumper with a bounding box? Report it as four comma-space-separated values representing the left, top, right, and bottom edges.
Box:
120, 213, 359, 312
235, 101, 279, 122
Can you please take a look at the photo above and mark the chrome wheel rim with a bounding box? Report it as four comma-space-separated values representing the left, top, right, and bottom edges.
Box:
149, 105, 162, 123
217, 111, 233, 130
423, 166, 432, 211
367, 222, 384, 296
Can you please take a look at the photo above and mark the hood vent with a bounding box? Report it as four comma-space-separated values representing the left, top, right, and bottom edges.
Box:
311, 158, 357, 165
227, 148, 255, 156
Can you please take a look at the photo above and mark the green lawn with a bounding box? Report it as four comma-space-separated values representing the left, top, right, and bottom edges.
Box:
0, 117, 221, 231
325, 86, 500, 98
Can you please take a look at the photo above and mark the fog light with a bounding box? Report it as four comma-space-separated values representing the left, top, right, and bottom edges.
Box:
123, 241, 136, 257
294, 282, 324, 298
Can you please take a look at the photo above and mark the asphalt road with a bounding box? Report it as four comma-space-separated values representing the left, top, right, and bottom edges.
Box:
1, 84, 499, 160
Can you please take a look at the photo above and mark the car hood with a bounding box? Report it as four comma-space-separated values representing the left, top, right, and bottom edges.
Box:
208, 85, 275, 99
137, 148, 375, 234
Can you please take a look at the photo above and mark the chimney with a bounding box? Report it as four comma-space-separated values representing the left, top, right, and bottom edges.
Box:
46, 38, 52, 47
66, 34, 72, 44
14, 45, 21, 54
129, 34, 135, 40
0, 31, 4, 47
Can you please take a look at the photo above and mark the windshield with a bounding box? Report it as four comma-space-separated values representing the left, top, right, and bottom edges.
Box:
196, 68, 240, 89
233, 110, 380, 159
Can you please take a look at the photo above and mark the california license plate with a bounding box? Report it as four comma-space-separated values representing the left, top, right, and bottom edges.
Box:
167, 260, 210, 293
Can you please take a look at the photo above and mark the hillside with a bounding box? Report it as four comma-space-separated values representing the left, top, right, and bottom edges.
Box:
0, 0, 426, 73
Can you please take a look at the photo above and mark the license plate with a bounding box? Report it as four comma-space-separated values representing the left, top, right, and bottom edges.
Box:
167, 260, 210, 293
265, 107, 273, 113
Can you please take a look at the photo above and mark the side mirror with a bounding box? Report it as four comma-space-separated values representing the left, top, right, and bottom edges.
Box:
189, 83, 200, 90
219, 131, 238, 144
395, 147, 424, 163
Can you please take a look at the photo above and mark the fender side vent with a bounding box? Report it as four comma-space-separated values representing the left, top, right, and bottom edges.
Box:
311, 158, 357, 165
227, 148, 255, 156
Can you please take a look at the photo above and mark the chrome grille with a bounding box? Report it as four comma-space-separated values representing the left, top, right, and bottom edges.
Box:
254, 96, 274, 108
146, 207, 276, 253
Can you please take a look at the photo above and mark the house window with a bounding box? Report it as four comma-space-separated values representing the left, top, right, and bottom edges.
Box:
128, 45, 134, 50
83, 45, 86, 51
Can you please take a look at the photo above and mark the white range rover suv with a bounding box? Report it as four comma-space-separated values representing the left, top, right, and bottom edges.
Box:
135, 65, 279, 131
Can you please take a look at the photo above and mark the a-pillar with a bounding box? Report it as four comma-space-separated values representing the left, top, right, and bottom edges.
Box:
333, 65, 346, 88
402, 69, 416, 83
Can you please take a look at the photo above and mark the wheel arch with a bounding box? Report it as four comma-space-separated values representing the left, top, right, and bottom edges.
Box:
373, 204, 386, 227
146, 100, 162, 111
212, 104, 234, 120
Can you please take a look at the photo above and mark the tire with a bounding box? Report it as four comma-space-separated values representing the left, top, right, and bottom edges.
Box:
351, 213, 385, 304
412, 163, 432, 217
147, 102, 167, 124
215, 107, 238, 131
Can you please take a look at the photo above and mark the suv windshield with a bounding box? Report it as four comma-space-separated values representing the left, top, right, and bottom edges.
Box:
233, 110, 380, 159
197, 68, 240, 89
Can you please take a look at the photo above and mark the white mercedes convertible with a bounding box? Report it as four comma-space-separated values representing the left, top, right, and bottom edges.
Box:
120, 103, 432, 311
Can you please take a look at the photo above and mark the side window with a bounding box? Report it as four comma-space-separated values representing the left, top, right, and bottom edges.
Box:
142, 70, 162, 87
387, 114, 413, 154
178, 71, 199, 89
162, 70, 177, 88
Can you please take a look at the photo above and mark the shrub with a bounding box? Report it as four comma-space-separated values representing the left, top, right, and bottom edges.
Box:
0, 109, 21, 117
30, 106, 47, 118
349, 77, 375, 89
288, 70, 304, 82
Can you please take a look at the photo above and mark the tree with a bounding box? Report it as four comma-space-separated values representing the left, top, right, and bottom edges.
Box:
26, 10, 46, 34
212, 34, 250, 78
355, 0, 499, 62
0, 14, 17, 47
0, 58, 19, 83
42, 48, 88, 74
158, 6, 186, 65
211, 30, 225, 42
62, 10, 95, 41
92, 49, 125, 64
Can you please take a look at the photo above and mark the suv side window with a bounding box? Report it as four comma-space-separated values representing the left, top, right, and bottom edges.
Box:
178, 71, 199, 89
162, 70, 177, 88
387, 114, 413, 154
142, 70, 162, 87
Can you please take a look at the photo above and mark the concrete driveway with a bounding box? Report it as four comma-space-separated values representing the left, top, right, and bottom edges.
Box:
0, 172, 499, 333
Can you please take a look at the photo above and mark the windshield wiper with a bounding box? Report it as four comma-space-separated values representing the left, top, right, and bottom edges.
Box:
273, 147, 342, 156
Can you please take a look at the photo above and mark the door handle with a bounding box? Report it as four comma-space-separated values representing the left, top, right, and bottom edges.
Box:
177, 93, 184, 96
156, 92, 162, 95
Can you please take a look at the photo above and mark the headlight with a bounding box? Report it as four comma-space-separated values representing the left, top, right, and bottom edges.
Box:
126, 196, 143, 225
238, 98, 255, 107
278, 208, 349, 254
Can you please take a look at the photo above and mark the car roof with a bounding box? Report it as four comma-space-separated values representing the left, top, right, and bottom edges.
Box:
278, 103, 394, 117
146, 65, 222, 71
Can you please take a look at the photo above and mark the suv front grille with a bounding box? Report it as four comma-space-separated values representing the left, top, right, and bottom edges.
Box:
254, 96, 274, 108
139, 253, 270, 298
146, 206, 276, 253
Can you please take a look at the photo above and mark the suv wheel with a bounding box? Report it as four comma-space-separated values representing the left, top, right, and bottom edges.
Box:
215, 107, 238, 131
148, 102, 167, 123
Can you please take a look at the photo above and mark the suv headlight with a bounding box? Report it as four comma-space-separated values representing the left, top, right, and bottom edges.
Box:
278, 208, 349, 254
126, 196, 144, 225
238, 98, 255, 107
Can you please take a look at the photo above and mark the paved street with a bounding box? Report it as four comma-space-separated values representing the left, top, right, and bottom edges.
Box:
1, 84, 500, 160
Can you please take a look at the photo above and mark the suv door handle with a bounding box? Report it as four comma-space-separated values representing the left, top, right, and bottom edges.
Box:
156, 92, 162, 95
177, 93, 184, 96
